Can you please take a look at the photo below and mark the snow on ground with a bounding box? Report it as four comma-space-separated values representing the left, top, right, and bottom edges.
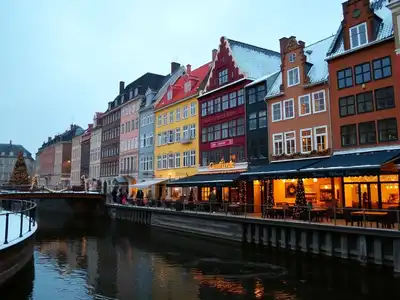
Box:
0, 211, 37, 251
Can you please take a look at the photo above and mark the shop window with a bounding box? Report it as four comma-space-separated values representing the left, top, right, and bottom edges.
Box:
356, 91, 374, 113
339, 95, 356, 117
300, 129, 312, 153
284, 131, 296, 155
378, 118, 398, 142
314, 126, 328, 151
341, 124, 357, 147
375, 86, 395, 110
337, 68, 353, 89
273, 133, 283, 156
373, 56, 392, 80
201, 187, 211, 201
358, 121, 376, 145
249, 113, 257, 130
299, 94, 311, 116
354, 62, 371, 85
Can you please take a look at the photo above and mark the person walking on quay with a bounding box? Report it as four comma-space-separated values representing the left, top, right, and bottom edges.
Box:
111, 186, 118, 203
136, 189, 144, 206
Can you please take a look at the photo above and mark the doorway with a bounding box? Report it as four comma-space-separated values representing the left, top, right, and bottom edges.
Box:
358, 183, 379, 209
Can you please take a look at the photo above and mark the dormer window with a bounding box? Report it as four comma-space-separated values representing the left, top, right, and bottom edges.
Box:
121, 94, 125, 102
184, 81, 191, 93
218, 69, 228, 85
349, 22, 368, 49
134, 88, 138, 96
129, 90, 133, 99
167, 89, 173, 100
289, 53, 296, 63
287, 67, 300, 87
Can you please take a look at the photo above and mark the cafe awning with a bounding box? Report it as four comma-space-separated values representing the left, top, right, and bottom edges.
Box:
166, 173, 241, 187
130, 178, 167, 189
242, 158, 325, 179
299, 150, 400, 177
113, 176, 128, 184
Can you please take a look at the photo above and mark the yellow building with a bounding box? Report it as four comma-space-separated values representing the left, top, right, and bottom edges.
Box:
154, 62, 211, 200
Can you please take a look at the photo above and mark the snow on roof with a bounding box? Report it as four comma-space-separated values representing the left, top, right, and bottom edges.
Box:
245, 70, 280, 88
305, 35, 335, 84
327, 0, 393, 59
227, 38, 281, 80
265, 72, 283, 99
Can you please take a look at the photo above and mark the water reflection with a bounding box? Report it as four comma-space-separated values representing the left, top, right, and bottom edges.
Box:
1, 212, 400, 300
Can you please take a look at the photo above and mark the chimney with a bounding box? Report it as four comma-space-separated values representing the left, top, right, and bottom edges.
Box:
70, 124, 74, 130
171, 62, 180, 74
279, 37, 290, 55
186, 64, 192, 75
119, 81, 125, 94
9, 140, 12, 145
48, 137, 51, 142
212, 49, 218, 61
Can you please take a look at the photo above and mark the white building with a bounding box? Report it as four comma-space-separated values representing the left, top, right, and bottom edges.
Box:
89, 113, 103, 180
70, 134, 82, 186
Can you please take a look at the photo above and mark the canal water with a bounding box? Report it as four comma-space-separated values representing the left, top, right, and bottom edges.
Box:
1, 212, 400, 300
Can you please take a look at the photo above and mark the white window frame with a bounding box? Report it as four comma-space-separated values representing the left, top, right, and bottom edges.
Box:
271, 102, 282, 122
283, 98, 295, 120
183, 106, 188, 119
289, 53, 296, 63
313, 125, 328, 152
349, 22, 368, 49
190, 102, 196, 116
312, 90, 326, 114
298, 94, 311, 117
287, 67, 300, 87
167, 89, 173, 100
176, 108, 181, 121
272, 133, 283, 156
300, 128, 313, 154
284, 131, 296, 155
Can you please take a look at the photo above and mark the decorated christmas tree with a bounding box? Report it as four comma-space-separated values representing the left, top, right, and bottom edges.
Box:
266, 179, 274, 207
8, 152, 30, 186
293, 178, 307, 219
188, 188, 194, 202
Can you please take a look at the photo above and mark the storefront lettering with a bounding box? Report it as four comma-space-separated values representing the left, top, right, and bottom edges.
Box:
209, 159, 235, 169
310, 170, 375, 178
210, 139, 233, 149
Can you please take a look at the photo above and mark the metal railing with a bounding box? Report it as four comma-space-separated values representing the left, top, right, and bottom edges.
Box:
110, 200, 400, 231
0, 199, 37, 245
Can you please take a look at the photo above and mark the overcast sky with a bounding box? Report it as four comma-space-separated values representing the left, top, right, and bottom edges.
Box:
0, 0, 344, 155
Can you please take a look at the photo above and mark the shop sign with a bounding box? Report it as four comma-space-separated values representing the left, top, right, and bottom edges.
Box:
209, 159, 235, 169
210, 139, 233, 149
308, 169, 379, 178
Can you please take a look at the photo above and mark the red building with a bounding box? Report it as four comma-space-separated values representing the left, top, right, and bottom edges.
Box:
198, 37, 281, 170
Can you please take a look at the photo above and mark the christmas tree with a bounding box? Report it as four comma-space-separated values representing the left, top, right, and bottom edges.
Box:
8, 152, 30, 186
266, 179, 274, 207
293, 178, 307, 219
188, 188, 194, 202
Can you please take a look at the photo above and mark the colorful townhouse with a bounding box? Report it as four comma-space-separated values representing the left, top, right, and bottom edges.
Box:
389, 0, 400, 97
71, 132, 82, 186
154, 61, 211, 200
135, 62, 185, 198
80, 124, 92, 178
118, 72, 166, 196
244, 35, 334, 211
168, 37, 281, 202
89, 112, 103, 180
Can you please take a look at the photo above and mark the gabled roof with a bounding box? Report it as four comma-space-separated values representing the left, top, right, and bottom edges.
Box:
327, 0, 393, 59
155, 62, 212, 110
226, 38, 281, 80
265, 72, 283, 99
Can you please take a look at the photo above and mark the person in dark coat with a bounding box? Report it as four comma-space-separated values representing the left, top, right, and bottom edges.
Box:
111, 187, 118, 203
136, 189, 144, 206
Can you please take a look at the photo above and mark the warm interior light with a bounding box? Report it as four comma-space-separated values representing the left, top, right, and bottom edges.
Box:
313, 178, 318, 183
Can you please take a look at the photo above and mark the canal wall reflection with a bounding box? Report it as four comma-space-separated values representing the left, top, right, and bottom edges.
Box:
6, 211, 400, 300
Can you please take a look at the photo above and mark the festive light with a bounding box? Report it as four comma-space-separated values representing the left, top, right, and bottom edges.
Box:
293, 178, 307, 219
8, 152, 30, 186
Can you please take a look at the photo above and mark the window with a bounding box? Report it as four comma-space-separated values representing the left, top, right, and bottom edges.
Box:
258, 111, 267, 128
299, 94, 311, 116
163, 113, 167, 125
287, 67, 300, 87
358, 121, 376, 145
349, 22, 368, 49
222, 122, 228, 139
168, 130, 174, 143
284, 131, 296, 155
273, 134, 283, 156
218, 69, 228, 85
157, 133, 162, 146
214, 98, 221, 112
238, 89, 244, 105
256, 85, 265, 102
183, 125, 189, 139
312, 90, 326, 113
249, 113, 257, 130
183, 151, 190, 167
237, 118, 245, 135
248, 87, 256, 104
283, 99, 294, 119
190, 124, 196, 139
207, 100, 214, 115
190, 102, 196, 116
378, 118, 398, 142
339, 95, 356, 117
341, 124, 357, 147
176, 108, 181, 121
207, 126, 214, 142
314, 126, 328, 151
375, 86, 395, 110
214, 124, 221, 140
184, 81, 191, 93
228, 119, 237, 137
183, 106, 188, 119
301, 129, 312, 153
175, 128, 181, 142
222, 95, 229, 110
169, 111, 174, 123
355, 62, 371, 85
373, 57, 392, 80
229, 92, 237, 108
201, 103, 206, 116
175, 153, 181, 168
289, 53, 296, 63
202, 128, 207, 142
337, 68, 353, 89
189, 150, 196, 166
167, 89, 173, 100
162, 154, 167, 169
168, 153, 174, 168
356, 91, 373, 113
272, 102, 282, 122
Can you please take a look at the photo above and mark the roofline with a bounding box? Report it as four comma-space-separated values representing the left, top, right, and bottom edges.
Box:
264, 92, 284, 101
198, 78, 247, 99
154, 92, 199, 113
303, 79, 328, 88
326, 36, 394, 61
